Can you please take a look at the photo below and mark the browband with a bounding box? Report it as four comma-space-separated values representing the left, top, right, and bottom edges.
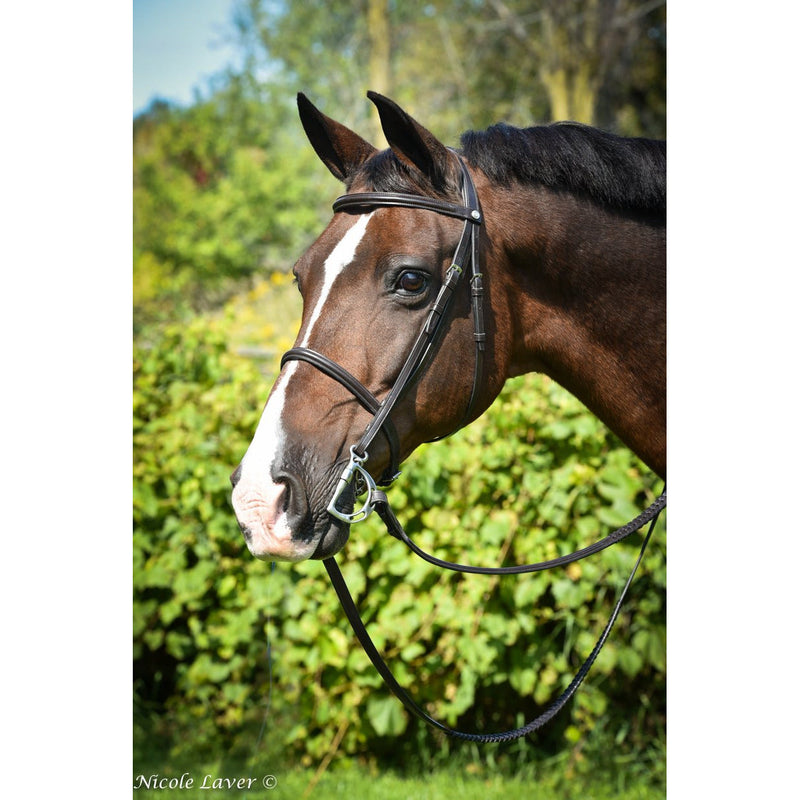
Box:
333, 192, 482, 223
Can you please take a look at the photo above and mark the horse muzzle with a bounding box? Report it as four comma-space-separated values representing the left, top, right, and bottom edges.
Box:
230, 462, 351, 561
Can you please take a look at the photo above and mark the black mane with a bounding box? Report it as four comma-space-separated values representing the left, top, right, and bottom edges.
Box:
461, 122, 665, 214
357, 121, 665, 215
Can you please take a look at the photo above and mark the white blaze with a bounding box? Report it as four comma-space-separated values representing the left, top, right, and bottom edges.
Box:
298, 212, 373, 348
232, 213, 373, 560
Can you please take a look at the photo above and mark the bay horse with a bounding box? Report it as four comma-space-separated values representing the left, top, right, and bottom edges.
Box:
231, 92, 665, 565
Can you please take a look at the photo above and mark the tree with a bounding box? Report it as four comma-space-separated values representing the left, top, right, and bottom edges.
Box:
485, 0, 665, 128
133, 88, 328, 323
133, 0, 665, 319
230, 0, 665, 137
367, 0, 392, 141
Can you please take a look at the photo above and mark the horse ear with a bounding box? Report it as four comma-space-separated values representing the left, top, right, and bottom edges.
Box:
367, 91, 452, 189
297, 93, 377, 182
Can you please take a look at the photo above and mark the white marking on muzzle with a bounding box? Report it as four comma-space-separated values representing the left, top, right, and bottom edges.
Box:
232, 213, 374, 560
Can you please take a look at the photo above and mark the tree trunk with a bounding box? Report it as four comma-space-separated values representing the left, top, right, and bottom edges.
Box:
367, 0, 391, 143
540, 63, 598, 123
538, 2, 601, 124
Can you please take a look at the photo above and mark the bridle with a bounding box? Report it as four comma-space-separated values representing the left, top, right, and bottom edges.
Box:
282, 152, 485, 497
280, 153, 666, 743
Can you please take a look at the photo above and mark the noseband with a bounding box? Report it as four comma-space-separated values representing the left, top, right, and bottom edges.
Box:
280, 153, 666, 742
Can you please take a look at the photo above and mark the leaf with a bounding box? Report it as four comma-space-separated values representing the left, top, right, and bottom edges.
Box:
551, 577, 587, 609
618, 646, 644, 677
133, 302, 665, 761
633, 626, 666, 672
543, 420, 575, 440
509, 665, 537, 696
366, 695, 408, 737
514, 577, 549, 608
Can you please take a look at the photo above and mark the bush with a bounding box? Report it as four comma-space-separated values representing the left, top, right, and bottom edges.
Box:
133, 97, 333, 321
133, 300, 665, 772
133, 311, 272, 743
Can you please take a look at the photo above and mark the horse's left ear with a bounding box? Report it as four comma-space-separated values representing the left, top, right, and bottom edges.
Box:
297, 93, 377, 182
367, 91, 453, 190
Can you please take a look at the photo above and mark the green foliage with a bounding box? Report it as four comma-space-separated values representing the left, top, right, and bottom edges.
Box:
133, 297, 664, 779
133, 3, 666, 780
134, 308, 277, 736
233, 0, 666, 139
133, 1, 664, 315
133, 95, 330, 323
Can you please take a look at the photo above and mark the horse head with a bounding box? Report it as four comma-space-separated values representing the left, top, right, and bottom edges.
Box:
231, 93, 503, 561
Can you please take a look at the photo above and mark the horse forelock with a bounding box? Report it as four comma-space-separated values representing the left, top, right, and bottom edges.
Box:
350, 148, 462, 200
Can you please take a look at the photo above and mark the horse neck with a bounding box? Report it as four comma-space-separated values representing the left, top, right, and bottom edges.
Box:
484, 183, 666, 477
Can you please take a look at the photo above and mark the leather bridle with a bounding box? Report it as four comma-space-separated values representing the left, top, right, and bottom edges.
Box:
280, 153, 666, 742
282, 153, 485, 499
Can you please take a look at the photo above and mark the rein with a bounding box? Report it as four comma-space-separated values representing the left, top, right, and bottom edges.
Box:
281, 153, 666, 741
325, 509, 661, 743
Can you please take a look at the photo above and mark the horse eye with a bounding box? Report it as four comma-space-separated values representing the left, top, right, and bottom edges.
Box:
396, 270, 427, 295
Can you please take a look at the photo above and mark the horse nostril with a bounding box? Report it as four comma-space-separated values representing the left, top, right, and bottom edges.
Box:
272, 469, 309, 526
230, 464, 243, 488
238, 522, 253, 543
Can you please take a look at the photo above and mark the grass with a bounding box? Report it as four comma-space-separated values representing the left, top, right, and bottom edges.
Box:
133, 719, 665, 800
132, 762, 664, 800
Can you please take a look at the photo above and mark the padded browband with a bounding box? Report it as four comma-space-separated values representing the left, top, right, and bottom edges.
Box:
334, 192, 481, 223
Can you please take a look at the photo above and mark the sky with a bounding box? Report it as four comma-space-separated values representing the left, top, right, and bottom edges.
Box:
133, 0, 241, 115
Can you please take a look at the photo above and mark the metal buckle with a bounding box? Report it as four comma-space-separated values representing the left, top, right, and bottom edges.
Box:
327, 447, 377, 523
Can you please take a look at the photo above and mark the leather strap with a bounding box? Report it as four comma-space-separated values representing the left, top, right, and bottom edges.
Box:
373, 488, 666, 574
323, 505, 661, 743
281, 347, 401, 487
280, 156, 483, 509
333, 192, 481, 223
338, 157, 485, 461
